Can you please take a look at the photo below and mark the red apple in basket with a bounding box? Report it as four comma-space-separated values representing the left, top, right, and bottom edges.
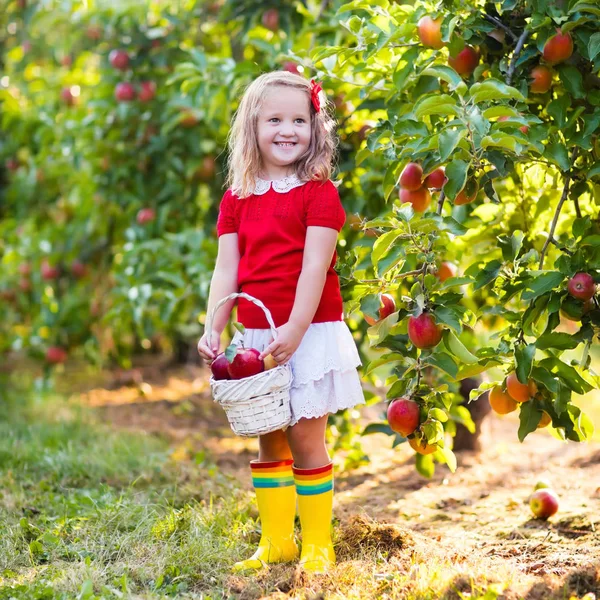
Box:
211, 353, 231, 380
228, 348, 265, 379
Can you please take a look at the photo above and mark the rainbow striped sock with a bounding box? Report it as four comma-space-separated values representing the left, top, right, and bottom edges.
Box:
293, 463, 334, 496
251, 459, 295, 489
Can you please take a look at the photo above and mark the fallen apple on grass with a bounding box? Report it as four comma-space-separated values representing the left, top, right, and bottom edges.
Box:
529, 488, 559, 520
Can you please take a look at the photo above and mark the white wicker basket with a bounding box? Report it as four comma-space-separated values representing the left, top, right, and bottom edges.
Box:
205, 292, 293, 437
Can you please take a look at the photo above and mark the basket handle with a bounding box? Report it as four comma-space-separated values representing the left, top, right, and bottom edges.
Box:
204, 292, 279, 343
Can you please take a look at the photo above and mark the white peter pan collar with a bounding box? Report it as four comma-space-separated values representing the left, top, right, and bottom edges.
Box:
253, 173, 307, 195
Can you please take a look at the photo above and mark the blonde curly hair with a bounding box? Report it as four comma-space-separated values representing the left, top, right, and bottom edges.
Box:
225, 71, 337, 199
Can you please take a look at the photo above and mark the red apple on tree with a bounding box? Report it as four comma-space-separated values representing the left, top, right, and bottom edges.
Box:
136, 207, 156, 225
210, 353, 231, 380
115, 82, 136, 102
400, 162, 423, 191
138, 81, 157, 103
261, 8, 280, 32
505, 372, 537, 403
228, 347, 265, 379
364, 293, 396, 326
437, 261, 458, 282
530, 65, 553, 93
283, 62, 300, 74
180, 110, 199, 128
408, 313, 443, 349
529, 488, 559, 520
86, 25, 103, 40
19, 278, 32, 292
194, 156, 216, 182
399, 186, 431, 212
41, 260, 60, 281
46, 346, 68, 364
568, 273, 596, 301
387, 397, 420, 437
18, 263, 31, 276
417, 16, 444, 49
542, 30, 573, 65
71, 260, 87, 279
60, 87, 76, 106
448, 46, 479, 77
6, 157, 20, 172
454, 179, 479, 205
109, 49, 130, 71
61, 55, 73, 67
409, 433, 437, 455
424, 167, 446, 190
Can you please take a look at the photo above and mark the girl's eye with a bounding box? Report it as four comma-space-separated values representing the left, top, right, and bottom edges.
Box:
268, 118, 306, 123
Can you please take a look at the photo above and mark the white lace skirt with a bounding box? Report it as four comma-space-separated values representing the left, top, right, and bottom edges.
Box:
231, 321, 365, 426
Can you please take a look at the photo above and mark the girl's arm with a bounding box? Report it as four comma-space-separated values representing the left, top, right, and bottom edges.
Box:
204, 233, 240, 335
288, 226, 339, 330
198, 233, 240, 362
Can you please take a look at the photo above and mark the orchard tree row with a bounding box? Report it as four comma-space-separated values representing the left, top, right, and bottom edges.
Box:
1, 0, 599, 475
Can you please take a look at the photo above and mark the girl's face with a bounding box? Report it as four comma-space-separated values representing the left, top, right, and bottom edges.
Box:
256, 86, 312, 179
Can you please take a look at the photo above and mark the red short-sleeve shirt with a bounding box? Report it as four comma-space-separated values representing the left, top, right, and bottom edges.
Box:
216, 179, 346, 328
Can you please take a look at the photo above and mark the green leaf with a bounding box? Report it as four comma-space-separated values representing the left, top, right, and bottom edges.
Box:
518, 401, 543, 442
364, 352, 405, 375
481, 135, 519, 153
536, 332, 581, 350
498, 230, 524, 261
424, 352, 459, 378
432, 306, 462, 333
483, 106, 521, 119
470, 79, 525, 103
515, 343, 536, 382
437, 446, 457, 473
224, 344, 237, 362
360, 294, 382, 322
393, 47, 420, 92
362, 422, 397, 437
372, 230, 403, 274
422, 65, 468, 94
473, 260, 502, 291
589, 32, 600, 62
545, 142, 571, 172
443, 159, 469, 201
233, 322, 246, 335
557, 65, 585, 100
438, 128, 466, 162
538, 358, 593, 394
429, 408, 449, 422
521, 272, 564, 301
414, 95, 459, 119
415, 453, 435, 478
587, 162, 600, 179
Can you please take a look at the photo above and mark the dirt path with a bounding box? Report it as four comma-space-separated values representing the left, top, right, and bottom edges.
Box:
76, 362, 600, 598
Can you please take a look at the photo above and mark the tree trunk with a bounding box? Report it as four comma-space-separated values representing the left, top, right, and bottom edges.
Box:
453, 377, 492, 452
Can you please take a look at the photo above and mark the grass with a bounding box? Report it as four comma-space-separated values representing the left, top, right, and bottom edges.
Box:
0, 384, 253, 599
0, 379, 597, 600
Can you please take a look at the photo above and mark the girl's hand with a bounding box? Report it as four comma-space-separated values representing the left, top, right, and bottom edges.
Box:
259, 322, 307, 365
197, 330, 221, 363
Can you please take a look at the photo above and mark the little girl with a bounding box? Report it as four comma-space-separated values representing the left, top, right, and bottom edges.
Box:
197, 71, 364, 574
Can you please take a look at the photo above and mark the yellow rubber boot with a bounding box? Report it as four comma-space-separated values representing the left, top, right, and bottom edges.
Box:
232, 459, 298, 572
293, 462, 335, 574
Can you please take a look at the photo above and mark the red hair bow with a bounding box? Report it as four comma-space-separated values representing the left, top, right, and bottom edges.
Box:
310, 79, 323, 113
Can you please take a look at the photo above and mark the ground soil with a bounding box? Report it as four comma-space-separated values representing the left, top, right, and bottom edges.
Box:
71, 360, 600, 599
